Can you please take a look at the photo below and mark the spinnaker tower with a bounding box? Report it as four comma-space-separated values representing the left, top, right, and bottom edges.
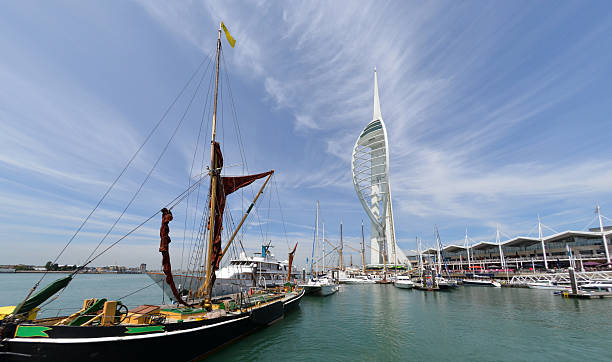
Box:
351, 70, 410, 268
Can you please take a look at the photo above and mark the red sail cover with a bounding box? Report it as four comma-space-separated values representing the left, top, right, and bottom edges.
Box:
159, 208, 191, 306
208, 142, 273, 288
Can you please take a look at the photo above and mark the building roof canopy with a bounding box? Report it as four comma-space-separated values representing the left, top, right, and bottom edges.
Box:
471, 241, 499, 250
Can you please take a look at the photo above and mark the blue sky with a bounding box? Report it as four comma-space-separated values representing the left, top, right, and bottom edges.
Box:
1, 1, 612, 269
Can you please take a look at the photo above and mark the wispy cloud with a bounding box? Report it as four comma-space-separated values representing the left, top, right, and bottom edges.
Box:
2, 1, 612, 268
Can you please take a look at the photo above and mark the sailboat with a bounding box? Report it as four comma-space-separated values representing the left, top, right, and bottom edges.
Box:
0, 23, 304, 361
433, 226, 459, 289
338, 222, 376, 284
393, 236, 413, 289
413, 237, 443, 291
299, 201, 339, 296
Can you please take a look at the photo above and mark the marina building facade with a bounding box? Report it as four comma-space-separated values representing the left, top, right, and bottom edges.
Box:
423, 229, 612, 270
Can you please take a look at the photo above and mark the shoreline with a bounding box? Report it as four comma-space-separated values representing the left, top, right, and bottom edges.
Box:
1, 270, 146, 275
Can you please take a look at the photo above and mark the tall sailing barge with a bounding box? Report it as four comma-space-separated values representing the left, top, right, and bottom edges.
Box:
0, 23, 304, 361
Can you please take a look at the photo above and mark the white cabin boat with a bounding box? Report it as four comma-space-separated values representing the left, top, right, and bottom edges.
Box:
394, 275, 414, 289
526, 281, 570, 291
299, 277, 339, 296
580, 281, 612, 292
148, 245, 299, 299
463, 277, 501, 288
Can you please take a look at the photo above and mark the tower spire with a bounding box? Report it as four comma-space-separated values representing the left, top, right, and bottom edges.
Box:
373, 68, 382, 121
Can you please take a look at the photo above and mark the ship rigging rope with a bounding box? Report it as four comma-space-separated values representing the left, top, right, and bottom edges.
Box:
221, 48, 252, 255
220, 47, 269, 248
116, 279, 164, 301
76, 170, 216, 271
180, 57, 216, 273
183, 95, 214, 282
185, 46, 268, 283
17, 52, 214, 306
80, 54, 211, 271
273, 176, 291, 251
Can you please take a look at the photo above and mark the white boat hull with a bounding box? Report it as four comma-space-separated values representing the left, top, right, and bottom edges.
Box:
340, 278, 375, 284
394, 281, 414, 289
526, 283, 570, 291
317, 284, 339, 296
463, 279, 501, 288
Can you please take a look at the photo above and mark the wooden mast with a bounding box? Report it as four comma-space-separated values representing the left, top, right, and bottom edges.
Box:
202, 25, 222, 309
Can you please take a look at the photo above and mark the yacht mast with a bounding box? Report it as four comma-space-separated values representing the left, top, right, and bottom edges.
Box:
417, 237, 422, 272
361, 221, 366, 274
435, 226, 442, 275
339, 220, 344, 270
202, 25, 222, 308
316, 200, 319, 276
382, 231, 388, 280
323, 221, 326, 274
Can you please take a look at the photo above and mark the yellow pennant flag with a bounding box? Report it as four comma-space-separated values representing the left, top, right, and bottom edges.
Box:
221, 22, 236, 48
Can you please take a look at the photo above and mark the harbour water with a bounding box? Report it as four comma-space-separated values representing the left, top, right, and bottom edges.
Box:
2, 274, 611, 361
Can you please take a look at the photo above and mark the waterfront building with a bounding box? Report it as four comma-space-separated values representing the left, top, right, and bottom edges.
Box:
351, 70, 409, 267
422, 217, 612, 271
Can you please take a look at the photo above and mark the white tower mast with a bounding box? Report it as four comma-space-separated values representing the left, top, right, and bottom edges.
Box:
597, 205, 611, 265
538, 215, 548, 270
351, 69, 410, 268
316, 201, 319, 276
464, 228, 472, 269
496, 224, 505, 269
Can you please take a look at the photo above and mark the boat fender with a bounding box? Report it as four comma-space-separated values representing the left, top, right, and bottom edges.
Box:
256, 302, 261, 308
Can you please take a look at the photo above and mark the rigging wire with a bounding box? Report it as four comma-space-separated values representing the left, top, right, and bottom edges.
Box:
116, 279, 164, 301
16, 54, 213, 306
219, 47, 264, 248
181, 54, 216, 273
273, 175, 291, 251
184, 72, 214, 284
80, 55, 210, 269
220, 49, 250, 255
78, 171, 216, 270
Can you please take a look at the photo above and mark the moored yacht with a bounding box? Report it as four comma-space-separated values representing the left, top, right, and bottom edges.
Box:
341, 275, 376, 284
148, 244, 299, 300
526, 281, 570, 291
299, 277, 339, 296
437, 277, 459, 289
580, 281, 612, 292
394, 275, 414, 289
463, 276, 501, 288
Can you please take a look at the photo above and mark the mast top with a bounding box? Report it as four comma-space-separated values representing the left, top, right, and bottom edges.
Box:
373, 68, 382, 121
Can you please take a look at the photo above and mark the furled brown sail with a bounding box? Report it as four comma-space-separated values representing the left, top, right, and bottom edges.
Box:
208, 142, 274, 289
159, 208, 191, 306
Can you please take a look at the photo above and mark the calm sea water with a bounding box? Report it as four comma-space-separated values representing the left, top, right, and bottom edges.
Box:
2, 274, 611, 361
